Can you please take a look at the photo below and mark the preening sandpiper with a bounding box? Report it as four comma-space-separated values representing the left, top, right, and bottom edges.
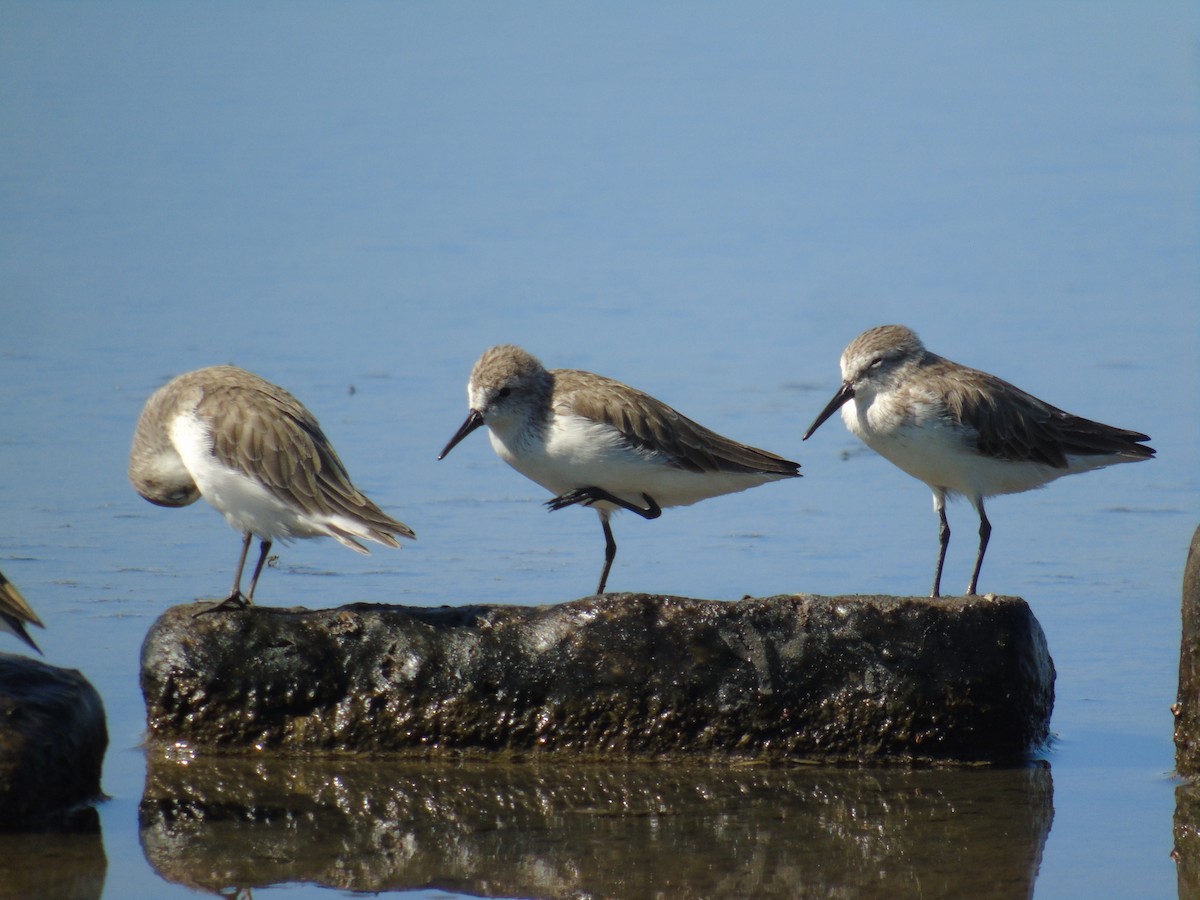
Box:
0, 568, 43, 654
130, 365, 415, 607
803, 325, 1154, 597
438, 344, 800, 594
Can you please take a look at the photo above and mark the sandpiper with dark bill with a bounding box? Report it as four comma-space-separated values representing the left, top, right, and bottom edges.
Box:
0, 568, 44, 654
130, 366, 416, 608
801, 324, 1156, 600
438, 344, 801, 594
803, 325, 1155, 597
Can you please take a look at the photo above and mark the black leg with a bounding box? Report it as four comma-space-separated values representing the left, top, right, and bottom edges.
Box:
932, 505, 950, 598
245, 539, 273, 602
546, 487, 662, 520
194, 535, 270, 614
229, 532, 253, 601
967, 503, 991, 596
546, 488, 661, 595
597, 517, 617, 594
194, 533, 257, 617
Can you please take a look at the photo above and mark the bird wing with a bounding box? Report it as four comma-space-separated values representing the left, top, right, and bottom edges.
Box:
198, 377, 415, 543
0, 570, 43, 629
943, 364, 1154, 467
553, 369, 800, 476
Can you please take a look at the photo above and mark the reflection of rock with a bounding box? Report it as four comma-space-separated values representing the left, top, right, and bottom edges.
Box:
0, 653, 108, 828
140, 753, 1054, 898
1176, 523, 1200, 775
141, 594, 1054, 763
1173, 525, 1200, 890
1177, 782, 1200, 895
0, 814, 107, 900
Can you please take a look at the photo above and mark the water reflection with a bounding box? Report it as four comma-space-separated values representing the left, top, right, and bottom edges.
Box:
1175, 782, 1200, 898
0, 809, 106, 900
141, 754, 1052, 898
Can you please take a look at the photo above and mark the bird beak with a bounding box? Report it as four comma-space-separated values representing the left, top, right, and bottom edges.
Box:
438, 409, 485, 459
803, 382, 855, 440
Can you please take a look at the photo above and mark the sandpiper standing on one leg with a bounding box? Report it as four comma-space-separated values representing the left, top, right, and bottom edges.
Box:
438, 344, 801, 594
130, 366, 415, 607
803, 325, 1155, 597
0, 568, 44, 653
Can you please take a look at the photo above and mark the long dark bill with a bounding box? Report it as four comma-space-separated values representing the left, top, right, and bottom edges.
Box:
803, 383, 855, 441
438, 409, 485, 459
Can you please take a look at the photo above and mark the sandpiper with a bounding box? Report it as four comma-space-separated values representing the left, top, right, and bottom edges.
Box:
438, 344, 800, 594
130, 365, 415, 607
803, 324, 1155, 597
0, 568, 43, 654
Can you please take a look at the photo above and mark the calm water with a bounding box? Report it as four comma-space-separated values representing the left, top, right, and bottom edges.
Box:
1, 3, 1197, 897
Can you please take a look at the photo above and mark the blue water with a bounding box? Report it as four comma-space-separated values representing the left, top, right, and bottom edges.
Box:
1, 3, 1196, 897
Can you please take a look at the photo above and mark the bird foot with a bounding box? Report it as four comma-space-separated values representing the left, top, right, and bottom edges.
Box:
546, 487, 603, 511
546, 487, 662, 520
192, 592, 252, 618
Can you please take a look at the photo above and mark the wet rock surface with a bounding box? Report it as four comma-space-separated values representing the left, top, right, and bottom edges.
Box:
141, 593, 1053, 763
0, 653, 108, 828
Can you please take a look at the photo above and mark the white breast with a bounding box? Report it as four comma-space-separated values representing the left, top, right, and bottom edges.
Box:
842, 393, 1069, 500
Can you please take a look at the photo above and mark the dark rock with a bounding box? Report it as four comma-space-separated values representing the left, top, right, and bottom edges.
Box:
141, 593, 1053, 763
140, 753, 1054, 898
0, 654, 108, 828
1176, 522, 1200, 776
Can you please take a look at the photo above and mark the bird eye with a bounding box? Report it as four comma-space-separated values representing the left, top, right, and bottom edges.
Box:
868, 356, 884, 370
497, 387, 511, 399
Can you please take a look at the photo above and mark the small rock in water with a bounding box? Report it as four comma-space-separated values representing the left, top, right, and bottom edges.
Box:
0, 653, 108, 828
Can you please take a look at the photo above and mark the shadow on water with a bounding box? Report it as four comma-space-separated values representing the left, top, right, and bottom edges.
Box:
140, 754, 1053, 898
0, 808, 106, 900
